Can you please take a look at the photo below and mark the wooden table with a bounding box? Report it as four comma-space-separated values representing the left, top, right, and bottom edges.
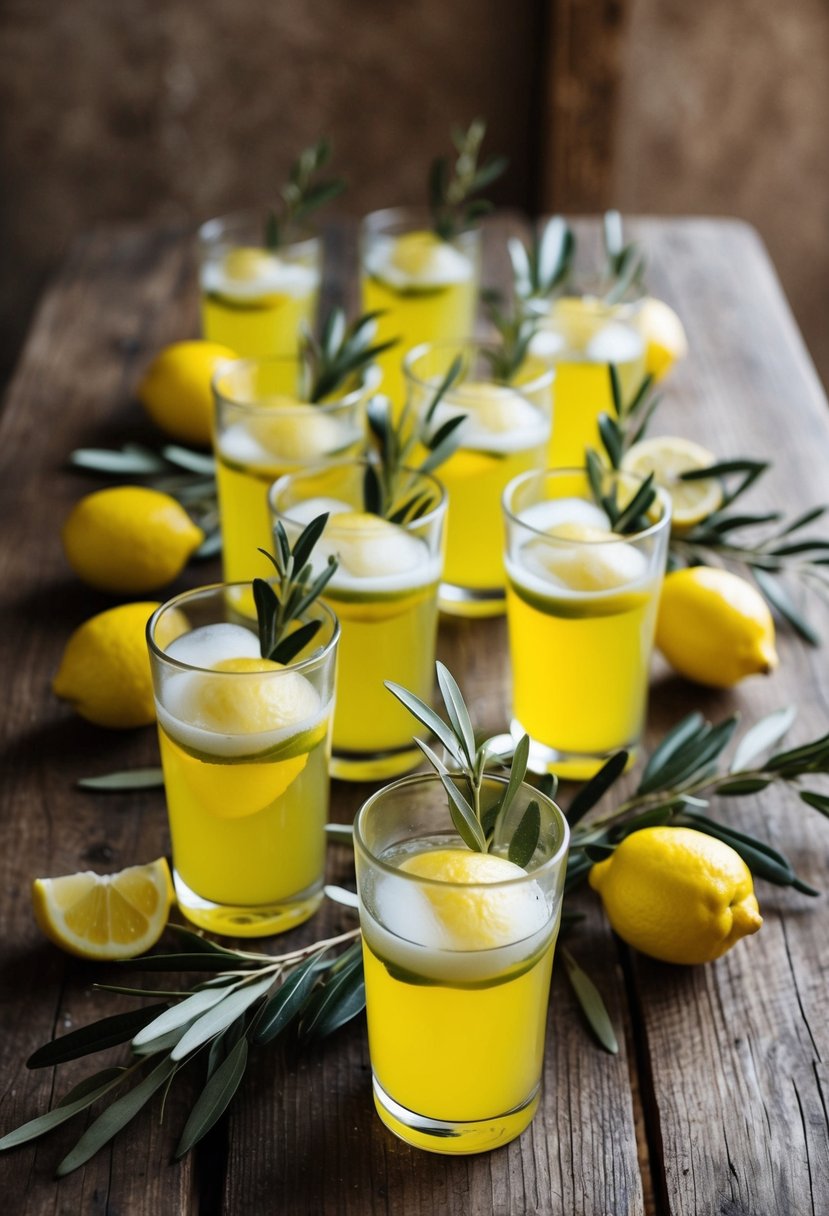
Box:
1, 217, 827, 1215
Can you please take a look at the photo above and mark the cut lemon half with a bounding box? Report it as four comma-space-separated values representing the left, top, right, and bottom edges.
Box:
32, 859, 174, 960
622, 436, 722, 532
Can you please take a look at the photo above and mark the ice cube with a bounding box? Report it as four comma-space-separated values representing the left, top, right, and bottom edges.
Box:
165, 623, 261, 669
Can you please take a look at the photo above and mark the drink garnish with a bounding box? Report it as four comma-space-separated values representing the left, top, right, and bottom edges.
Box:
252, 514, 338, 664
300, 307, 398, 404
386, 661, 543, 867
264, 137, 345, 250
509, 210, 644, 306
362, 357, 465, 523
479, 289, 541, 383
429, 118, 508, 242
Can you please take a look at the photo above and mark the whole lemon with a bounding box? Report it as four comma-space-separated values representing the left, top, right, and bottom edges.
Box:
52, 601, 184, 729
138, 340, 237, 446
589, 826, 762, 964
656, 566, 778, 687
61, 486, 204, 594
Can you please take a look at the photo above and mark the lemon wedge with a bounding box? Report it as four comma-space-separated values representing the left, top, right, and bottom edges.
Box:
32, 859, 173, 960
635, 297, 688, 380
622, 436, 722, 532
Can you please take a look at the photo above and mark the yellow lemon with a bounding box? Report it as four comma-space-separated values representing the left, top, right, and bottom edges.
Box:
138, 340, 237, 447
222, 246, 274, 282
528, 521, 647, 592
32, 859, 174, 960
589, 827, 762, 965
622, 436, 721, 532
399, 849, 535, 950
189, 656, 319, 734
52, 601, 186, 728
61, 486, 204, 594
389, 230, 445, 278
329, 512, 425, 578
251, 401, 348, 462
656, 566, 778, 688
635, 297, 689, 380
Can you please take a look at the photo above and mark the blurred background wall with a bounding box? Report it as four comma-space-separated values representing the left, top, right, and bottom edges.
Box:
1, 0, 826, 388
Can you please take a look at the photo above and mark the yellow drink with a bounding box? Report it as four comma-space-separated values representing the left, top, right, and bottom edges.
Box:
148, 596, 339, 937
503, 470, 671, 778
361, 211, 480, 406
270, 466, 447, 780
199, 215, 320, 358
404, 345, 553, 616
355, 777, 569, 1154
213, 358, 366, 588
531, 297, 646, 468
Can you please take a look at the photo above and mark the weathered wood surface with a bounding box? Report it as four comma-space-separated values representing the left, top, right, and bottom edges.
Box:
0, 216, 827, 1214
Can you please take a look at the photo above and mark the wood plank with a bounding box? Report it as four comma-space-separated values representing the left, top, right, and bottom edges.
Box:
620, 217, 829, 1216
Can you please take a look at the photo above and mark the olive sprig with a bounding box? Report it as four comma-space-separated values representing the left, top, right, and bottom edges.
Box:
265, 137, 345, 250
508, 210, 644, 305
300, 307, 398, 404
386, 662, 543, 867
363, 356, 464, 522
480, 288, 540, 383
429, 119, 508, 242
253, 513, 338, 664
596, 369, 829, 642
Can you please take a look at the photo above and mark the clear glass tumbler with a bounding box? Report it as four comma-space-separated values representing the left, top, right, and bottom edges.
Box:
147, 585, 339, 937
269, 460, 447, 780
403, 340, 553, 616
198, 211, 321, 358
503, 467, 671, 779
354, 771, 569, 1154
360, 206, 481, 407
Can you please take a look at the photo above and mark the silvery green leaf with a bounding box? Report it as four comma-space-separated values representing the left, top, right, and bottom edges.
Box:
160, 445, 216, 474
27, 1003, 170, 1068
508, 236, 531, 292
538, 216, 570, 288
70, 447, 167, 475
799, 790, 829, 819
324, 885, 359, 909
77, 768, 164, 791
325, 823, 354, 845
507, 799, 541, 868
638, 712, 705, 793
56, 1057, 178, 1176
438, 772, 487, 853
171, 975, 274, 1060
132, 986, 234, 1049
385, 680, 465, 766
562, 948, 618, 1054
730, 706, 797, 773
751, 566, 820, 645
0, 1067, 134, 1150
436, 661, 477, 766
175, 1038, 249, 1158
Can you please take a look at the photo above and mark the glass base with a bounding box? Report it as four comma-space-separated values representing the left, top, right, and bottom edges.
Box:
173, 870, 323, 938
512, 719, 638, 782
372, 1077, 540, 1155
438, 581, 505, 619
330, 744, 422, 782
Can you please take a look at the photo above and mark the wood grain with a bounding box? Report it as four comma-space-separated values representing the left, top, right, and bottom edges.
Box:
0, 216, 827, 1213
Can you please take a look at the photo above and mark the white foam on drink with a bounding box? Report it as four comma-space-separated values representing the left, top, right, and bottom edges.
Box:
365, 237, 472, 290
165, 623, 261, 669
362, 858, 553, 984
429, 384, 549, 455
201, 255, 317, 300
529, 327, 568, 360
585, 321, 644, 365
518, 499, 611, 534
218, 413, 360, 470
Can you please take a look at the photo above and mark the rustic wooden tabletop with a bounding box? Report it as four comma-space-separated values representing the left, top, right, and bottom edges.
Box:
0, 216, 827, 1215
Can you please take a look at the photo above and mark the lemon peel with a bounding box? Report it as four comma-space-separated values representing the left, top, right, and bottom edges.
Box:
589, 826, 762, 965
32, 859, 174, 960
61, 487, 204, 594
656, 566, 778, 688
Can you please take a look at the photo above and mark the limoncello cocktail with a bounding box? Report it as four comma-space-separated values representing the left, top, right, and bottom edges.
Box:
354, 772, 569, 1154
361, 208, 480, 407
503, 468, 671, 778
198, 212, 321, 358
270, 461, 446, 780
147, 587, 338, 936
404, 342, 553, 616
213, 357, 368, 591
530, 296, 646, 468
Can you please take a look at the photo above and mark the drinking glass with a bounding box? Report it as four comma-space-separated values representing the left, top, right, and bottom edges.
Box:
213, 356, 370, 590
354, 771, 569, 1153
503, 467, 671, 778
198, 211, 321, 358
270, 460, 446, 780
530, 294, 646, 468
404, 340, 553, 616
360, 207, 481, 407
147, 585, 339, 936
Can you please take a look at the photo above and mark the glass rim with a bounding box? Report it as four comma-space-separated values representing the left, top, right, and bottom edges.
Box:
360, 205, 482, 242
268, 456, 449, 534
502, 465, 672, 544
353, 770, 570, 889
211, 356, 380, 414
403, 339, 554, 396
197, 210, 320, 254
146, 585, 340, 676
